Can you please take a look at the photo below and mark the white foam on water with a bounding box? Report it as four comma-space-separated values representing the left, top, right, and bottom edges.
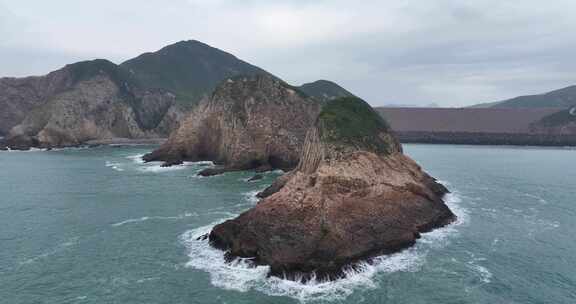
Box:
181, 223, 270, 292
193, 161, 215, 166
470, 264, 493, 284
4, 146, 93, 153
126, 153, 215, 173
4, 147, 47, 152
524, 193, 549, 205
419, 192, 469, 248
180, 189, 468, 302
112, 212, 197, 227
465, 253, 493, 284
267, 169, 285, 175
181, 221, 426, 302
138, 164, 192, 173
105, 161, 124, 172
243, 189, 264, 204
19, 237, 80, 265
126, 154, 145, 164
136, 277, 160, 284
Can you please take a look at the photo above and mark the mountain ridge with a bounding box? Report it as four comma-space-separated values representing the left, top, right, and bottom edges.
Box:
1, 40, 353, 149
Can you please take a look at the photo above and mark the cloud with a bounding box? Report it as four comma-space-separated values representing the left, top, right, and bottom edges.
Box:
1, 0, 575, 106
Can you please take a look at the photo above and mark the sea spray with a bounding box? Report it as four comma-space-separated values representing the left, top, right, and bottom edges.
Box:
181, 189, 469, 302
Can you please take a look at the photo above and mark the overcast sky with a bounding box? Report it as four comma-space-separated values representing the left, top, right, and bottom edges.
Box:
1, 0, 575, 107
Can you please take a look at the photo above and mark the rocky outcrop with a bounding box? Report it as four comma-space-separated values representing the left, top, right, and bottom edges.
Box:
4, 60, 183, 149
0, 67, 81, 136
209, 97, 456, 280
143, 75, 321, 172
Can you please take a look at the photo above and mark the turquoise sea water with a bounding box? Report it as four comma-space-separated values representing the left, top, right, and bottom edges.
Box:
1, 144, 575, 304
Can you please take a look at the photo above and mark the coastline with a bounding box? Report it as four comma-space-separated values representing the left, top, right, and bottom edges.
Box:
84, 138, 167, 146
395, 131, 576, 147
0, 137, 167, 151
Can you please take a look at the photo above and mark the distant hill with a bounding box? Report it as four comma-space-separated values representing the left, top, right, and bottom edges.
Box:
121, 40, 274, 109
376, 107, 576, 146
465, 85, 576, 136
467, 101, 501, 108
297, 80, 355, 102
471, 85, 576, 109
378, 107, 560, 133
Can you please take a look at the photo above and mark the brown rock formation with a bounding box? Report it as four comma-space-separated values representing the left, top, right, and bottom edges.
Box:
0, 67, 82, 136
143, 75, 321, 172
209, 97, 455, 280
4, 60, 183, 149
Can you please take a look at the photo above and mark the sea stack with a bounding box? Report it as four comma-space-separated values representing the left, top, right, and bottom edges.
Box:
209, 97, 456, 280
143, 75, 322, 172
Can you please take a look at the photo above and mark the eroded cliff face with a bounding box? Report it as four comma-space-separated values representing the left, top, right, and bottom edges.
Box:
209, 97, 455, 280
4, 60, 184, 149
143, 75, 321, 171
0, 68, 78, 136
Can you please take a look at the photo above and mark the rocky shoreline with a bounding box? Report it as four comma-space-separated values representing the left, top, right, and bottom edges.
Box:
0, 137, 167, 151
208, 97, 456, 280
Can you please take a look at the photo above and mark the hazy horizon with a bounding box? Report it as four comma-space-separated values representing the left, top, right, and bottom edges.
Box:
1, 0, 575, 107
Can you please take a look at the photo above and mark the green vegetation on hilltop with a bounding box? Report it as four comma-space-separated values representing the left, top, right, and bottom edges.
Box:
298, 80, 355, 102
474, 85, 576, 109
121, 40, 272, 109
67, 59, 132, 86
318, 97, 398, 155
536, 107, 576, 127
65, 59, 136, 98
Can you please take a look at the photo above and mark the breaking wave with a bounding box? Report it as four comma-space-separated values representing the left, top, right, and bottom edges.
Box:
122, 154, 215, 173
126, 154, 145, 164
112, 212, 198, 227
3, 147, 49, 153
180, 188, 468, 302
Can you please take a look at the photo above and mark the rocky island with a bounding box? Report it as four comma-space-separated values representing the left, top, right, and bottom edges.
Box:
208, 97, 456, 280
143, 75, 323, 173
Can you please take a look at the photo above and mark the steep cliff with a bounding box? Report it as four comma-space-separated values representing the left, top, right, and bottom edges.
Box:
209, 97, 456, 280
5, 60, 182, 149
0, 67, 80, 136
143, 75, 321, 171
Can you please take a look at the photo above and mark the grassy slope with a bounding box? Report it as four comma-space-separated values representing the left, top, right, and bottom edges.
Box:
121, 40, 272, 109
482, 85, 576, 109
298, 80, 355, 101
318, 97, 396, 155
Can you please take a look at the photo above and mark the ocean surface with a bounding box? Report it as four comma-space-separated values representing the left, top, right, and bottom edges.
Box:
1, 144, 575, 304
